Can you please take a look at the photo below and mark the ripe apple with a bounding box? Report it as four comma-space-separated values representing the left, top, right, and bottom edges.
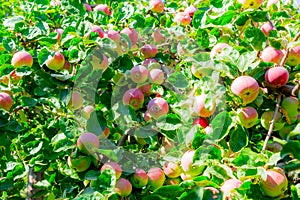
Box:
163, 162, 182, 178
82, 105, 95, 119
130, 168, 148, 188
115, 178, 132, 197
260, 46, 284, 64
62, 59, 71, 71
54, 28, 63, 43
286, 45, 300, 66
237, 107, 258, 128
94, 4, 111, 16
185, 5, 197, 17
130, 65, 149, 84
101, 162, 122, 179
153, 30, 165, 44
68, 153, 91, 172
90, 54, 108, 71
142, 58, 157, 66
174, 12, 192, 26
50, 0, 61, 6
149, 69, 164, 85
104, 30, 120, 43
120, 28, 139, 47
220, 178, 242, 195
261, 111, 285, 131
77, 132, 100, 155
265, 67, 289, 88
122, 88, 144, 110
149, 0, 164, 13
237, 0, 263, 9
45, 52, 65, 71
193, 94, 216, 117
260, 168, 288, 197
0, 92, 13, 111
260, 22, 274, 37
141, 44, 158, 58
210, 43, 231, 59
180, 150, 204, 176
192, 117, 209, 128
147, 97, 169, 120
68, 91, 83, 110
84, 3, 92, 12
147, 167, 165, 190
231, 76, 259, 105
11, 51, 33, 68
91, 25, 104, 38
138, 84, 152, 96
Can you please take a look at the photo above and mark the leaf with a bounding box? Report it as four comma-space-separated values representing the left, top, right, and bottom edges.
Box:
156, 114, 182, 131
3, 16, 24, 29
152, 185, 185, 199
192, 9, 207, 28
244, 27, 266, 50
237, 51, 258, 73
167, 72, 189, 89
281, 141, 300, 160
207, 111, 233, 142
229, 125, 248, 152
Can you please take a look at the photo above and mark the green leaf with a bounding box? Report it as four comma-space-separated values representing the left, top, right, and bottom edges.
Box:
167, 72, 189, 89
192, 9, 208, 28
207, 111, 232, 142
237, 51, 258, 72
152, 185, 185, 199
244, 27, 266, 50
156, 114, 182, 131
281, 141, 300, 160
3, 16, 24, 29
229, 125, 248, 152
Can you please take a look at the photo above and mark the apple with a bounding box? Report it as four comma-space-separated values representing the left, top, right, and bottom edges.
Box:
165, 178, 181, 185
194, 94, 216, 117
184, 5, 197, 17
82, 105, 95, 119
260, 168, 288, 197
54, 28, 63, 43
104, 30, 120, 43
210, 43, 231, 59
142, 58, 157, 66
267, 0, 280, 8
90, 54, 108, 71
265, 67, 289, 88
141, 44, 158, 58
260, 22, 274, 37
281, 96, 299, 124
122, 88, 144, 110
147, 97, 169, 120
149, 69, 164, 85
279, 125, 294, 139
45, 52, 65, 71
174, 12, 192, 26
11, 51, 33, 68
260, 46, 284, 64
120, 28, 139, 47
138, 84, 152, 96
130, 168, 148, 188
0, 92, 13, 111
153, 30, 165, 44
68, 153, 91, 172
62, 59, 71, 71
101, 162, 122, 179
115, 178, 132, 197
237, 0, 263, 9
180, 150, 204, 176
77, 132, 100, 155
261, 111, 285, 131
147, 167, 165, 189
286, 45, 300, 66
237, 107, 258, 128
84, 3, 92, 12
130, 65, 149, 84
50, 0, 61, 6
91, 25, 104, 38
94, 4, 111, 16
149, 0, 164, 13
68, 91, 83, 110
204, 125, 213, 134
192, 117, 209, 128
100, 127, 110, 139
220, 178, 242, 196
163, 162, 182, 178
191, 64, 213, 78
266, 142, 282, 153
231, 76, 259, 105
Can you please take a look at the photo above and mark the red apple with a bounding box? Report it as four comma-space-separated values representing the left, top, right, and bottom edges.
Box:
11, 51, 33, 68
265, 67, 289, 88
184, 5, 197, 17
138, 84, 152, 96
91, 25, 104, 38
231, 76, 259, 105
220, 178, 242, 196
260, 168, 288, 197
260, 46, 284, 64
104, 30, 120, 43
130, 65, 149, 84
149, 0, 164, 13
82, 105, 95, 119
0, 92, 13, 111
121, 28, 139, 46
122, 88, 144, 110
174, 12, 192, 26
180, 150, 204, 176
84, 3, 92, 12
260, 22, 274, 37
153, 30, 165, 44
94, 4, 111, 16
147, 97, 169, 120
77, 132, 100, 155
130, 168, 148, 188
54, 28, 63, 43
210, 43, 231, 59
237, 107, 258, 128
142, 58, 157, 66
45, 52, 65, 71
163, 162, 182, 178
101, 161, 122, 179
115, 178, 132, 196
267, 0, 280, 8
62, 59, 71, 71
90, 54, 108, 71
193, 117, 209, 128
286, 45, 300, 66
194, 94, 216, 117
68, 91, 83, 110
141, 44, 158, 58
147, 167, 165, 189
149, 68, 164, 85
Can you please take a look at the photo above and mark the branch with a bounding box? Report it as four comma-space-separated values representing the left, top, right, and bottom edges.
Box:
279, 32, 300, 66
262, 94, 282, 152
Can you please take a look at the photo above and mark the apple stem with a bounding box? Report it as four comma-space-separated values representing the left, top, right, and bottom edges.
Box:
262, 94, 282, 152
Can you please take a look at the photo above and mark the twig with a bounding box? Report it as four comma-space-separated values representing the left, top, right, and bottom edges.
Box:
279, 32, 300, 66
262, 94, 282, 152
